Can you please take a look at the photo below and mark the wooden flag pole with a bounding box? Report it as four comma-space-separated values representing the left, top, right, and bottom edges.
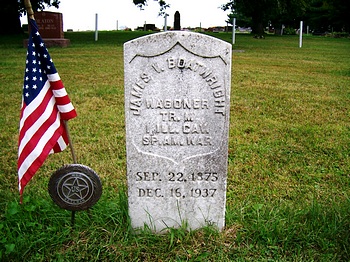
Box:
24, 0, 35, 20
63, 120, 77, 164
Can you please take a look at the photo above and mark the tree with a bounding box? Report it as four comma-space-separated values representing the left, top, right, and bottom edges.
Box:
330, 0, 350, 32
225, 10, 252, 29
0, 0, 60, 35
222, 0, 309, 36
271, 0, 308, 30
222, 0, 275, 36
305, 0, 350, 33
1, 0, 23, 34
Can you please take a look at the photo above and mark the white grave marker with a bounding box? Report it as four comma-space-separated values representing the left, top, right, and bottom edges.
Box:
124, 31, 231, 232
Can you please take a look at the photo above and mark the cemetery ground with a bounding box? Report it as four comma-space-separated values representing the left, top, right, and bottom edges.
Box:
0, 31, 349, 261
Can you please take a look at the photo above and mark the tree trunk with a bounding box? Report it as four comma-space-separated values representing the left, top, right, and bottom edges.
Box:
251, 10, 265, 36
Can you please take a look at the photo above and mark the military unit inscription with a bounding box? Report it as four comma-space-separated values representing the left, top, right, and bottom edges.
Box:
124, 32, 231, 232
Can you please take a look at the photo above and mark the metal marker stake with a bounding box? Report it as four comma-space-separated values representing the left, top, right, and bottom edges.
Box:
71, 211, 76, 228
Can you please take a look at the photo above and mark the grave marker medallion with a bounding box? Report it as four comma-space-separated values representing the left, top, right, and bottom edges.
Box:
124, 31, 231, 232
48, 164, 102, 211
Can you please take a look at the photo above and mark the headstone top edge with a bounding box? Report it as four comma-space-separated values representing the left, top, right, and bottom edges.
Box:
125, 31, 231, 47
124, 31, 232, 64
35, 10, 62, 15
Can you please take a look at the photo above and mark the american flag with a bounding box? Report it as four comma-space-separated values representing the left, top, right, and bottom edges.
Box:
18, 19, 77, 197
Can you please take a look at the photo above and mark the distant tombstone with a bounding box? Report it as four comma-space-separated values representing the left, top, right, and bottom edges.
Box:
124, 31, 232, 232
35, 11, 64, 38
23, 11, 70, 47
174, 11, 181, 30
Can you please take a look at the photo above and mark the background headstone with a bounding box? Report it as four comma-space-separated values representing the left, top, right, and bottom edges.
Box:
23, 11, 70, 47
124, 31, 232, 232
174, 11, 181, 30
34, 11, 64, 38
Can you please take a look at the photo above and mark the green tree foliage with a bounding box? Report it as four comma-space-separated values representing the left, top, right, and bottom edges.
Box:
306, 0, 350, 33
222, 0, 308, 35
222, 0, 348, 35
133, 0, 170, 16
272, 0, 308, 29
222, 0, 276, 35
1, 0, 24, 34
226, 12, 252, 29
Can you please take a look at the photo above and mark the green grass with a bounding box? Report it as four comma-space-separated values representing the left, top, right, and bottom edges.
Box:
0, 31, 349, 261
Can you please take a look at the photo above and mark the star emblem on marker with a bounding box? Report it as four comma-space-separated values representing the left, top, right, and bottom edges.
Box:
62, 177, 89, 200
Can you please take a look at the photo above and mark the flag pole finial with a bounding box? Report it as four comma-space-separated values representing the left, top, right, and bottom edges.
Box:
24, 0, 35, 20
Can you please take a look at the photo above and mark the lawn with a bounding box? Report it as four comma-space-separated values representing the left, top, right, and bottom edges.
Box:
0, 31, 349, 261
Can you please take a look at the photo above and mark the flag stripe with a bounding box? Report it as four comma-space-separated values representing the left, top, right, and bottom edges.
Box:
19, 80, 51, 131
18, 112, 62, 180
53, 88, 68, 97
18, 99, 59, 169
19, 121, 64, 194
58, 103, 75, 113
47, 73, 60, 82
55, 135, 69, 152
19, 83, 53, 143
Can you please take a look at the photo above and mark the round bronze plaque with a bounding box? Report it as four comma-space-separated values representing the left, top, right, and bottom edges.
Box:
48, 164, 102, 211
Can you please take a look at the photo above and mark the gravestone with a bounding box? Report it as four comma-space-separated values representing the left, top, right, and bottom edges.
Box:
23, 11, 70, 47
35, 11, 64, 38
124, 31, 231, 232
174, 11, 181, 30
